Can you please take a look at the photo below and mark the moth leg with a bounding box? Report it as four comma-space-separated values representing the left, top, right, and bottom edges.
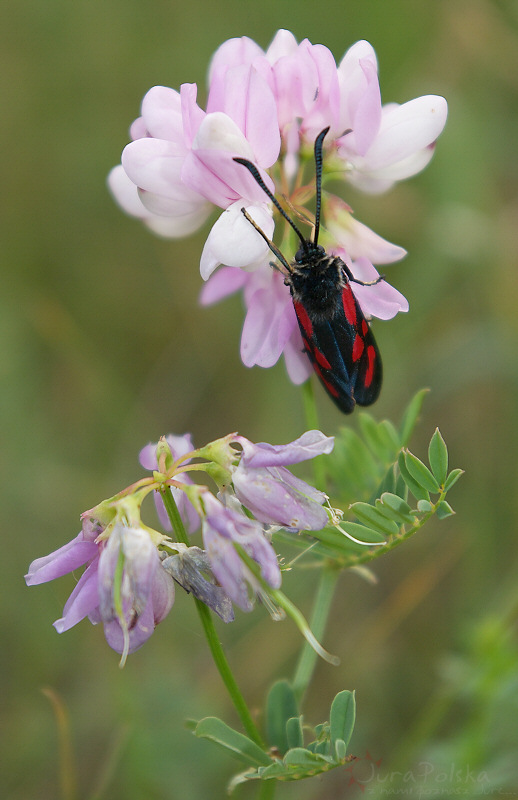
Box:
342, 262, 385, 286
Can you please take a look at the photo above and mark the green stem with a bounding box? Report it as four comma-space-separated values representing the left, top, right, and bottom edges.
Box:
160, 488, 190, 546
194, 597, 264, 747
258, 779, 277, 800
292, 566, 340, 704
159, 487, 264, 748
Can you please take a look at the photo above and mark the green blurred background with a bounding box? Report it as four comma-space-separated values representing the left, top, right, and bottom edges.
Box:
3, 0, 518, 797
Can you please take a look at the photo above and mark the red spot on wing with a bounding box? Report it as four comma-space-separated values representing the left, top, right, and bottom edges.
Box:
364, 345, 376, 387
294, 301, 313, 338
314, 347, 332, 370
352, 334, 364, 362
342, 285, 357, 326
313, 362, 340, 397
361, 319, 369, 336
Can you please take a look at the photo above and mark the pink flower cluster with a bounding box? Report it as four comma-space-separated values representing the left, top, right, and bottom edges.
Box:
109, 30, 447, 382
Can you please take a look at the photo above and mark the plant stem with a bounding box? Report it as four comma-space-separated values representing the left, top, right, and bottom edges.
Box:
292, 566, 340, 703
160, 488, 190, 546
159, 488, 265, 748
193, 597, 264, 747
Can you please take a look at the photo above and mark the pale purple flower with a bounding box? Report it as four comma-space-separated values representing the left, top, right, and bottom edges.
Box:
139, 434, 200, 534
202, 493, 281, 612
230, 430, 333, 530
93, 523, 175, 654
25, 518, 175, 655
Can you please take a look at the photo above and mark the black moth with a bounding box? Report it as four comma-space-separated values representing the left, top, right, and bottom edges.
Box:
234, 127, 383, 414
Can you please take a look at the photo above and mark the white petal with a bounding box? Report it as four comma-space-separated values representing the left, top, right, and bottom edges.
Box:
200, 203, 273, 279
193, 111, 254, 159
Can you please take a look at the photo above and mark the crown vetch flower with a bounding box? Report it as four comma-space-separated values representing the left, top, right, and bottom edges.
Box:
230, 430, 334, 529
201, 493, 281, 612
25, 515, 175, 656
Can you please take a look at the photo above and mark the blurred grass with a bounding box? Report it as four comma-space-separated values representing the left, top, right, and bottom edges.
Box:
2, 0, 518, 797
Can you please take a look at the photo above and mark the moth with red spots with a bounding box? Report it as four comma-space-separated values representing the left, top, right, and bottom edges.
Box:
234, 127, 383, 414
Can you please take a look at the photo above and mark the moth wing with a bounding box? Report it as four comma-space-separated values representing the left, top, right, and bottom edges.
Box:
294, 284, 382, 413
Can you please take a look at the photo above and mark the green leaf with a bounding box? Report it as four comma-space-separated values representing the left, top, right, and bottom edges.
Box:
349, 502, 399, 536
358, 413, 394, 462
399, 388, 429, 447
266, 680, 299, 755
193, 717, 271, 767
337, 522, 386, 545
334, 739, 347, 762
404, 451, 441, 493
330, 691, 355, 758
428, 428, 448, 485
309, 524, 384, 555
283, 748, 332, 767
377, 493, 414, 524
286, 716, 304, 750
417, 499, 433, 513
444, 468, 464, 492
398, 452, 430, 502
329, 428, 380, 503
376, 463, 399, 497
377, 419, 401, 453
436, 500, 455, 519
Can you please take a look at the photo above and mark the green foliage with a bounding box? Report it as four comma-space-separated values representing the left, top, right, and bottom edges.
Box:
266, 680, 299, 755
276, 391, 463, 570
192, 689, 357, 792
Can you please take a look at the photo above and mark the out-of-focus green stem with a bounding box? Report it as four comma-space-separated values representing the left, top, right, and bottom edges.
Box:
295, 380, 341, 701
292, 566, 340, 703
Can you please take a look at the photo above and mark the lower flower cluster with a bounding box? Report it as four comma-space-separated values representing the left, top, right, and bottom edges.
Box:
25, 430, 334, 660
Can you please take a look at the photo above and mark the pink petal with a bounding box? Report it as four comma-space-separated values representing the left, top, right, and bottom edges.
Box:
199, 266, 249, 305
141, 85, 184, 142
53, 560, 100, 633
299, 41, 341, 139
362, 95, 448, 170
337, 49, 381, 155
240, 273, 295, 367
122, 138, 189, 199
324, 197, 406, 264
283, 331, 313, 385
107, 165, 150, 217
265, 29, 299, 63
180, 83, 206, 147
348, 257, 409, 319
238, 430, 334, 468
208, 36, 265, 85
26, 534, 98, 585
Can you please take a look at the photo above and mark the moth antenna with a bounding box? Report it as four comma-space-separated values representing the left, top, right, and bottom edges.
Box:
313, 127, 330, 246
233, 157, 308, 251
239, 207, 292, 273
